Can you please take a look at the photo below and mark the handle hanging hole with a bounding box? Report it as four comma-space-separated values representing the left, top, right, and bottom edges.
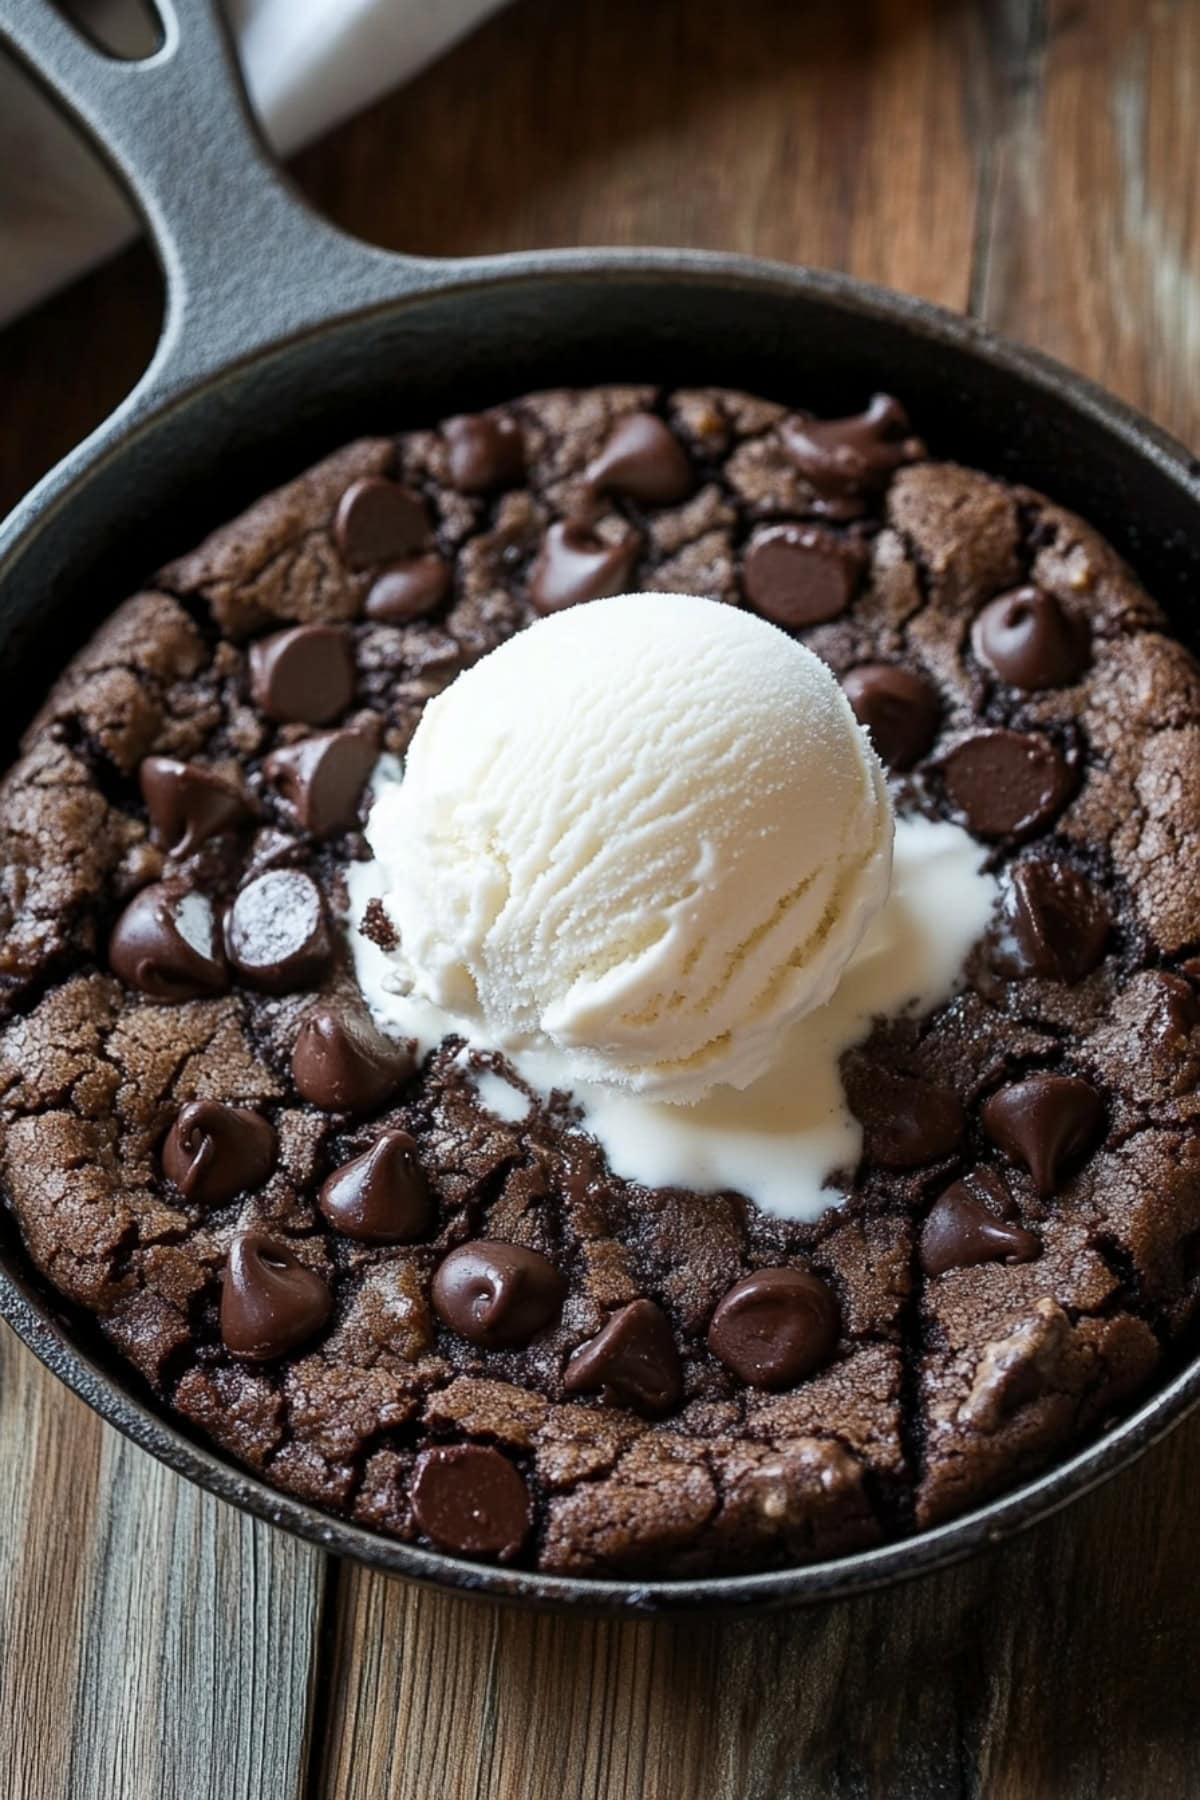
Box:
48, 0, 162, 62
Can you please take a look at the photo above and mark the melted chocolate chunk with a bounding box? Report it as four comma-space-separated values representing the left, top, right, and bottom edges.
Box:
993, 859, 1110, 982
707, 1267, 840, 1388
741, 524, 865, 627
220, 1230, 332, 1360
842, 663, 940, 771
432, 1241, 566, 1348
334, 476, 430, 569
940, 729, 1074, 840
264, 729, 376, 838
108, 880, 228, 1001
584, 412, 692, 505
224, 868, 331, 993
249, 625, 356, 726
982, 1074, 1104, 1197
846, 1065, 965, 1169
444, 412, 525, 494
364, 553, 451, 624
780, 394, 925, 510
411, 1444, 531, 1559
161, 1101, 276, 1207
139, 757, 251, 858
972, 585, 1091, 691
291, 1005, 415, 1112
318, 1130, 430, 1242
562, 1298, 682, 1415
921, 1175, 1040, 1277
528, 522, 640, 613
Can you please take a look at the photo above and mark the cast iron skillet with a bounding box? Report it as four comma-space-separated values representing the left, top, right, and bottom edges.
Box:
2, 0, 1200, 1615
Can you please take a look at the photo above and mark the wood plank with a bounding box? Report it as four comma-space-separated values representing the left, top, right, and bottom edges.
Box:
0, 1324, 327, 1800
0, 241, 160, 519
972, 0, 1200, 448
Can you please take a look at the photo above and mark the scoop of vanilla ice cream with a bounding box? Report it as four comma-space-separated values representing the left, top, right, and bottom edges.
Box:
367, 592, 893, 1100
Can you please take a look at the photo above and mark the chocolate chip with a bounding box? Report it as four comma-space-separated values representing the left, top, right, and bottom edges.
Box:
972, 586, 1090, 690
940, 729, 1074, 840
432, 1241, 566, 1347
921, 1175, 1040, 1276
225, 869, 331, 993
562, 1298, 682, 1415
707, 1267, 840, 1388
249, 625, 356, 725
291, 1005, 415, 1112
528, 522, 640, 613
318, 1130, 430, 1242
780, 394, 925, 509
983, 1075, 1104, 1197
444, 412, 525, 493
411, 1444, 531, 1559
139, 758, 251, 858
364, 553, 451, 623
584, 412, 692, 505
334, 476, 430, 569
108, 880, 227, 1001
220, 1230, 332, 1360
741, 524, 865, 627
842, 663, 940, 770
264, 729, 376, 838
161, 1101, 276, 1207
993, 859, 1110, 982
845, 1065, 965, 1168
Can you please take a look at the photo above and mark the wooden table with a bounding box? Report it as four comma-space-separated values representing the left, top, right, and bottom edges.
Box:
2, 2, 1199, 1793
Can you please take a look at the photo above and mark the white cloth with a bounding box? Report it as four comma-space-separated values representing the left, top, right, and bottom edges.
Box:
0, 0, 505, 327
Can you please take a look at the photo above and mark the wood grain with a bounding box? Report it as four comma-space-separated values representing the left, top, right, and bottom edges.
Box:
972, 0, 1200, 447
295, 0, 981, 304
2, 0, 1200, 1794
0, 1326, 327, 1800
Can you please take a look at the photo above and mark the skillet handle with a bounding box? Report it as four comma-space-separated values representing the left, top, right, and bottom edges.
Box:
0, 0, 434, 403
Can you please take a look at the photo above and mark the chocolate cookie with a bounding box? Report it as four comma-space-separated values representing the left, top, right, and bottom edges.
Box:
1, 386, 1197, 1579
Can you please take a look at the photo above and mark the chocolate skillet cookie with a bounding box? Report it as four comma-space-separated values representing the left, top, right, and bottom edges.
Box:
2, 386, 1199, 1577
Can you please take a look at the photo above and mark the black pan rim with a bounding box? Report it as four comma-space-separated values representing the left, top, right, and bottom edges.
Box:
3, 247, 1200, 1613
4, 246, 1200, 575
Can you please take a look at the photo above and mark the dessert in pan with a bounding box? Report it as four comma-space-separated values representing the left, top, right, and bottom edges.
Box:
2, 384, 1196, 1576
